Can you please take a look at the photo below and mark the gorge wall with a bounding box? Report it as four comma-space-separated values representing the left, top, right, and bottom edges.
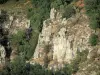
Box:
29, 8, 97, 70
0, 10, 30, 69
0, 0, 100, 74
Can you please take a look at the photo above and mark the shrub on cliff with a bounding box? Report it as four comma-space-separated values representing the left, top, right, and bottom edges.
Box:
84, 0, 100, 30
29, 0, 51, 31
89, 18, 100, 30
51, 0, 63, 9
71, 50, 89, 73
62, 5, 75, 19
11, 30, 38, 60
0, 56, 73, 75
51, 0, 73, 9
89, 34, 98, 46
29, 0, 74, 31
84, 0, 100, 12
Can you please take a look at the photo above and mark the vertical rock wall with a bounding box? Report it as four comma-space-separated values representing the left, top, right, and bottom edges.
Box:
31, 8, 94, 69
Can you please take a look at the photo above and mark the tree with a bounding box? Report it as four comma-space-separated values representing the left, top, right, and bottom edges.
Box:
51, 0, 63, 9
10, 56, 26, 75
90, 18, 99, 30
89, 34, 98, 46
84, 0, 100, 30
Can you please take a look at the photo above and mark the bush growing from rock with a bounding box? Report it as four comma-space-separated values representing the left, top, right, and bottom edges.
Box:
0, 56, 73, 75
11, 30, 38, 60
71, 50, 89, 73
89, 34, 98, 46
62, 5, 75, 19
84, 0, 100, 30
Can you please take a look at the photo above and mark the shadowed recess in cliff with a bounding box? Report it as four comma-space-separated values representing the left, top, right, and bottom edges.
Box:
0, 10, 12, 62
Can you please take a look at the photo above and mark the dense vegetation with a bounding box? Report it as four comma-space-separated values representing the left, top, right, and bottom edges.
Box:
11, 30, 39, 60
71, 50, 89, 73
0, 49, 88, 75
0, 0, 76, 75
84, 0, 100, 46
28, 0, 75, 31
1, 0, 100, 74
0, 56, 73, 75
84, 0, 100, 30
89, 34, 98, 46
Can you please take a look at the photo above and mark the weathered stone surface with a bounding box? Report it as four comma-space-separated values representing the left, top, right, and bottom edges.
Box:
97, 47, 100, 55
0, 45, 5, 64
0, 10, 30, 67
31, 8, 94, 69
5, 15, 30, 34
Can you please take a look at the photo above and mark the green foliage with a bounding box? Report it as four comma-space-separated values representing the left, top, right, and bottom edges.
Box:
11, 31, 25, 46
0, 56, 73, 75
28, 0, 51, 31
71, 50, 89, 73
25, 0, 53, 59
51, 0, 73, 9
0, 10, 7, 23
0, 56, 47, 75
90, 18, 99, 29
89, 34, 98, 46
11, 30, 39, 60
1, 0, 81, 75
9, 56, 26, 75
51, 0, 63, 9
84, 0, 100, 30
62, 5, 75, 19
50, 0, 75, 19
28, 0, 75, 32
61, 64, 72, 75
27, 8, 33, 18
0, 56, 25, 75
77, 50, 89, 63
84, 0, 99, 12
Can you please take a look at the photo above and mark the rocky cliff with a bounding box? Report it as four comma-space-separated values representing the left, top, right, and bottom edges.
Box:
0, 10, 30, 69
29, 8, 99, 70
0, 0, 100, 74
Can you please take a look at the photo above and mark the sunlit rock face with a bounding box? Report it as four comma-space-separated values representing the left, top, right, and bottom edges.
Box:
31, 8, 93, 69
0, 10, 30, 34
4, 13, 30, 34
0, 45, 5, 64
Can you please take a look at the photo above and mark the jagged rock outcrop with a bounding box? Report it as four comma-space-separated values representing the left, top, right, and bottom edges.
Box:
0, 10, 30, 67
4, 13, 30, 34
30, 8, 94, 69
